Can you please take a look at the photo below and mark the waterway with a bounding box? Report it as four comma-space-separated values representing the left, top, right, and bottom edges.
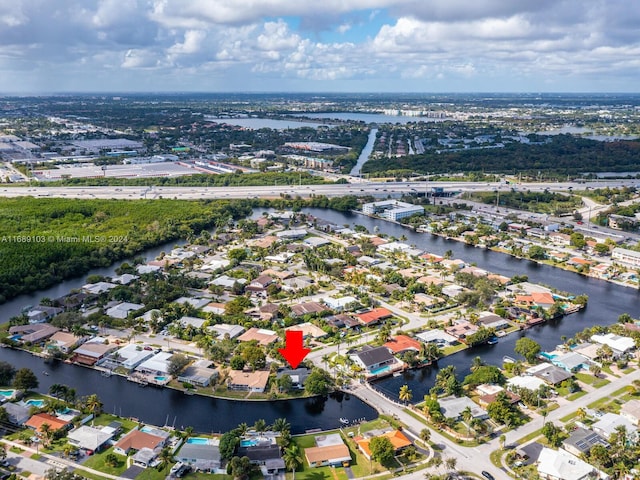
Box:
204, 117, 329, 130
350, 128, 378, 177
0, 347, 375, 434
295, 112, 447, 124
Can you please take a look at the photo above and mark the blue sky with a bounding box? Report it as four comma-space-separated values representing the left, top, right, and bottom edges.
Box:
0, 0, 638, 93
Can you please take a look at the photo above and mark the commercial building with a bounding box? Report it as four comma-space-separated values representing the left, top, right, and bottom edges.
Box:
612, 247, 640, 267
363, 200, 424, 222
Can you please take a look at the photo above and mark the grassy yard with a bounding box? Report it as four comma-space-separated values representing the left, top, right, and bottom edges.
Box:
134, 465, 173, 480
91, 413, 139, 433
81, 446, 128, 476
575, 373, 610, 388
288, 431, 352, 480
567, 391, 587, 401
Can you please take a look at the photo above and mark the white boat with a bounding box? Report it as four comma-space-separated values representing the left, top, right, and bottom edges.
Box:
339, 417, 349, 425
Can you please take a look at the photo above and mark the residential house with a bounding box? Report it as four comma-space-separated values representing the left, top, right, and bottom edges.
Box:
356, 307, 393, 326
591, 333, 635, 356
208, 324, 245, 339
537, 447, 609, 480
351, 346, 400, 377
592, 413, 638, 442
276, 368, 310, 389
245, 275, 275, 294
67, 426, 114, 453
237, 441, 285, 474
384, 335, 422, 354
227, 370, 270, 393
177, 360, 218, 387
620, 399, 640, 426
114, 428, 169, 456
290, 302, 329, 317
3, 403, 31, 426
356, 429, 412, 460
282, 276, 315, 292
444, 320, 478, 343
527, 363, 573, 386
71, 338, 118, 366
416, 330, 458, 347
176, 438, 221, 472
9, 324, 59, 345
237, 328, 279, 346
106, 302, 144, 319
48, 331, 86, 354
323, 296, 359, 312
26, 305, 63, 324
562, 428, 609, 457
305, 433, 351, 467
100, 344, 154, 371
175, 297, 211, 310
82, 281, 117, 295
549, 352, 590, 372
439, 395, 488, 420
25, 413, 71, 434
285, 322, 327, 339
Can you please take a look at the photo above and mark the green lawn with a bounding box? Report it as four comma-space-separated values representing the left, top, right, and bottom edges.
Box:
81, 446, 128, 476
91, 413, 139, 433
287, 433, 351, 480
567, 391, 587, 401
134, 465, 173, 480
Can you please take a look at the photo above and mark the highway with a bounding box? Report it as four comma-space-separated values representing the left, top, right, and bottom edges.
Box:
0, 179, 638, 200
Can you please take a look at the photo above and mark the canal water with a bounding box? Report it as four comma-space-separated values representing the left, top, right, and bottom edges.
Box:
350, 128, 378, 177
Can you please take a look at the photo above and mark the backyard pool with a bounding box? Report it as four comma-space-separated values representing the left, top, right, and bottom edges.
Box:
369, 365, 391, 376
186, 437, 211, 445
0, 389, 15, 398
240, 439, 258, 448
154, 376, 167, 382
25, 399, 45, 407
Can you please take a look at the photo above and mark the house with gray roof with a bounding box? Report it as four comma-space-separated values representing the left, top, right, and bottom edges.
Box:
67, 425, 113, 453
439, 395, 488, 420
4, 402, 30, 425
176, 438, 221, 472
562, 427, 609, 457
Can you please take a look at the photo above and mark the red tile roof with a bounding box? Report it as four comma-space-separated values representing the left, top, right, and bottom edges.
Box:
384, 335, 421, 354
26, 413, 70, 433
356, 307, 393, 325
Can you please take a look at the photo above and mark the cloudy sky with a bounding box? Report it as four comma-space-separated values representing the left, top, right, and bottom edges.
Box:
1, 0, 638, 93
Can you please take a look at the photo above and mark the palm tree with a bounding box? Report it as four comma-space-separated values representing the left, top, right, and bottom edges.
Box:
271, 418, 290, 434
237, 422, 249, 437
399, 385, 413, 405
283, 444, 303, 480
62, 443, 76, 459
321, 354, 330, 372
39, 422, 52, 447
183, 426, 194, 440
253, 418, 267, 434
419, 428, 431, 445
470, 356, 484, 372
461, 407, 472, 437
590, 364, 602, 378
499, 434, 506, 450
444, 457, 457, 472
576, 407, 587, 421
85, 394, 102, 425
157, 446, 173, 471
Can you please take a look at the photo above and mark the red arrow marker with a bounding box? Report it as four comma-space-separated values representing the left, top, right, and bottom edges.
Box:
279, 330, 311, 369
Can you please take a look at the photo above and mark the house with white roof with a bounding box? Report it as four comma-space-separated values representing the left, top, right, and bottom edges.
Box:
323, 296, 359, 312
67, 425, 114, 453
592, 413, 638, 442
135, 351, 173, 376
106, 302, 144, 319
82, 282, 116, 295
208, 324, 245, 339
537, 447, 609, 480
102, 344, 154, 371
590, 333, 635, 356
179, 316, 207, 329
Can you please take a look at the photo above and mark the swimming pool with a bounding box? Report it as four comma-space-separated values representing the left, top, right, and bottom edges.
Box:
187, 437, 211, 445
0, 390, 15, 398
540, 352, 557, 360
25, 399, 45, 407
240, 439, 258, 448
154, 376, 167, 382
369, 365, 391, 375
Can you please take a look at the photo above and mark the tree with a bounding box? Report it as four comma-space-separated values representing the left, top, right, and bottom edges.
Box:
419, 428, 431, 444
541, 422, 564, 447
227, 456, 252, 480
253, 418, 267, 433
242, 346, 266, 370
283, 444, 303, 480
230, 356, 246, 370
105, 453, 120, 468
157, 447, 173, 470
45, 469, 85, 480
434, 365, 461, 396
590, 364, 602, 377
0, 362, 16, 385
12, 368, 38, 391
272, 418, 290, 434
220, 431, 240, 460
305, 369, 333, 395
528, 245, 547, 260
277, 374, 293, 393
514, 337, 541, 364
499, 434, 506, 450
168, 354, 190, 376
470, 356, 485, 372
40, 422, 53, 447
589, 444, 612, 469
463, 365, 506, 389
399, 385, 413, 405
444, 457, 457, 471
369, 436, 395, 465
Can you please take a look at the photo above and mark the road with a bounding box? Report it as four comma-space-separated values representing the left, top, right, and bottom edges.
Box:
1, 179, 639, 201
